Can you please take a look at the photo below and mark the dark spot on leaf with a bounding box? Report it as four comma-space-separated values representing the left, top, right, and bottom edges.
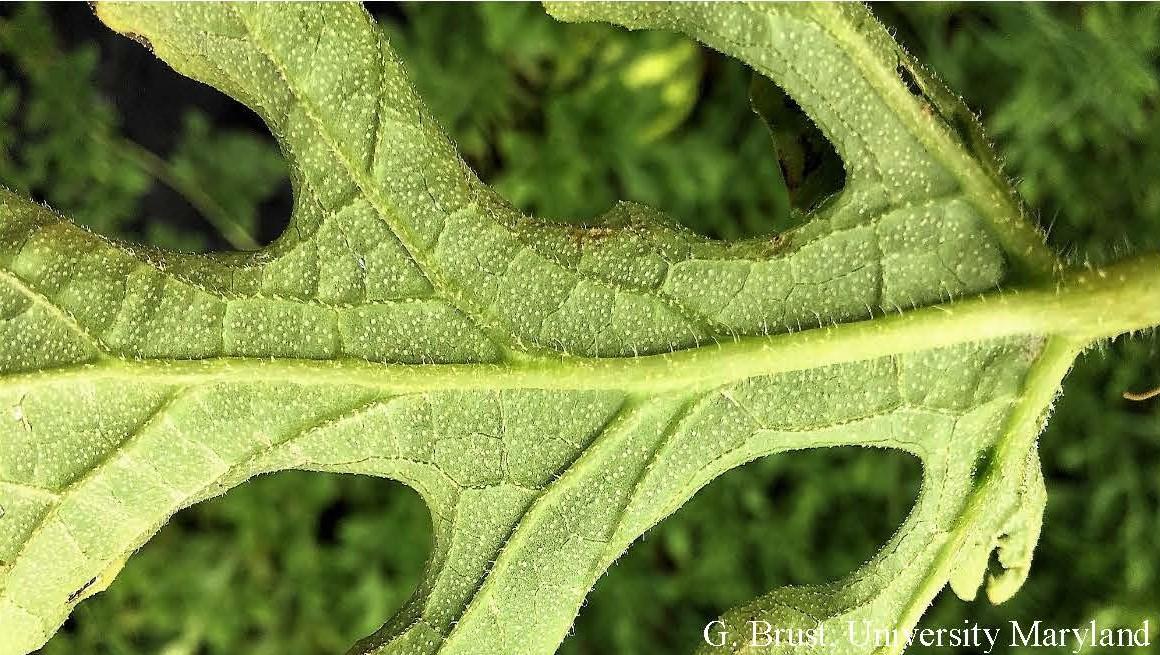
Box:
67, 577, 98, 603
971, 446, 997, 487
948, 109, 978, 149
766, 232, 788, 251
896, 62, 923, 97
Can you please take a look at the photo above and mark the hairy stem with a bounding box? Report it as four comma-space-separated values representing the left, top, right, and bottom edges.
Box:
4, 253, 1158, 396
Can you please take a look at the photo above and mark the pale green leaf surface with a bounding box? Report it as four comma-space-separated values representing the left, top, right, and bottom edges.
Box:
1, 3, 1159, 655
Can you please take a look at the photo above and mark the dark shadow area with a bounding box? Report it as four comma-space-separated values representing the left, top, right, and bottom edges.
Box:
38, 471, 432, 655
749, 74, 846, 217
561, 447, 922, 655
0, 4, 291, 252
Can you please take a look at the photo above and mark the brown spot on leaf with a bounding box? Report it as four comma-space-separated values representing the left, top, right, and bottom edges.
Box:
567, 225, 618, 247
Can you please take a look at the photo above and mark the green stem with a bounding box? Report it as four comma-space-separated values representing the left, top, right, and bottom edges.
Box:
5, 254, 1160, 394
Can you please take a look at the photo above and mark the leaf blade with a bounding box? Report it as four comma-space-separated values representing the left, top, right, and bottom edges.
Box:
2, 3, 1159, 655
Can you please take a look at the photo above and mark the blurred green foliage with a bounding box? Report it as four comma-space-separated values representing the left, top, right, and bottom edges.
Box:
0, 4, 287, 252
0, 5, 150, 242
383, 3, 793, 238
1, 2, 1156, 654
878, 3, 1160, 263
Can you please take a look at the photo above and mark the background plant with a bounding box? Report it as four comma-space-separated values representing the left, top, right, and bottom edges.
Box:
0, 3, 1155, 654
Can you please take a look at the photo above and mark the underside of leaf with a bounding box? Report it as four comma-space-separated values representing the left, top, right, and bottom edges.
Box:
2, 3, 1159, 655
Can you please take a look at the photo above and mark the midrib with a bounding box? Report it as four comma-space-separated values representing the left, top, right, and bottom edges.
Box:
4, 254, 1159, 396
